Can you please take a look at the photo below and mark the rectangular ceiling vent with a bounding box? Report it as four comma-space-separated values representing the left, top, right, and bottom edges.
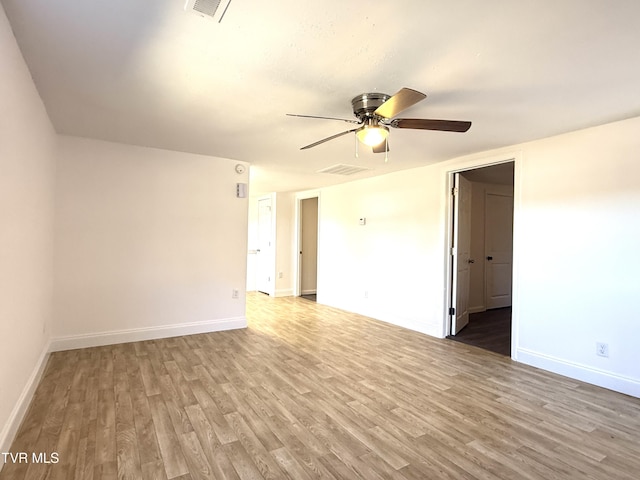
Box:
184, 0, 232, 22
317, 164, 371, 176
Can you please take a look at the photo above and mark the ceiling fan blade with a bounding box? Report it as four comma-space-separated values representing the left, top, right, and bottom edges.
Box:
287, 113, 360, 124
390, 118, 472, 132
372, 140, 390, 154
374, 88, 426, 119
300, 128, 359, 150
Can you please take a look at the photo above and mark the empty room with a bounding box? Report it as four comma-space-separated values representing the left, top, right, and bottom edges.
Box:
1, 1, 639, 479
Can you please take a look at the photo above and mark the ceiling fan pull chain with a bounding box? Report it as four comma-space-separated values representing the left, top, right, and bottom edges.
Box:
355, 134, 359, 158
384, 139, 389, 163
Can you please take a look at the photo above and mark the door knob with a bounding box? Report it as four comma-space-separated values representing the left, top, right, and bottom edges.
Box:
486, 256, 493, 261
468, 259, 475, 264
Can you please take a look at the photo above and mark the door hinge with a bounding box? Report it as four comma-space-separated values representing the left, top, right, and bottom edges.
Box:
452, 187, 458, 196
449, 307, 455, 316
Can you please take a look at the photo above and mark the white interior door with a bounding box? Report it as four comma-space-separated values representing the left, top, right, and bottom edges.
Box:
257, 198, 273, 295
485, 192, 513, 308
451, 174, 472, 335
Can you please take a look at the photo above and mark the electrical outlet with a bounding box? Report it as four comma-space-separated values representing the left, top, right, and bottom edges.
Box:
364, 290, 369, 299
232, 289, 239, 299
596, 342, 609, 358
278, 272, 283, 279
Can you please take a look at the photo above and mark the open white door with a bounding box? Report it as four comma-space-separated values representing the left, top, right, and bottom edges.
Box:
451, 174, 472, 335
485, 192, 514, 308
257, 198, 273, 295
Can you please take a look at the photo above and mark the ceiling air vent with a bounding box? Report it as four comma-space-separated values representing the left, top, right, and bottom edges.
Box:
317, 164, 371, 176
184, 0, 232, 22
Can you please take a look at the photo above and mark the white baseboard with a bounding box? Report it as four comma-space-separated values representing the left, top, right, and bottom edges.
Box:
274, 289, 293, 298
0, 316, 248, 471
50, 316, 247, 352
0, 341, 51, 463
517, 348, 640, 398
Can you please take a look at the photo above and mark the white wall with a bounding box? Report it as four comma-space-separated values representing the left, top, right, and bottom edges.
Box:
513, 118, 640, 394
53, 136, 249, 349
0, 3, 56, 454
318, 170, 446, 335
315, 116, 640, 396
274, 192, 295, 297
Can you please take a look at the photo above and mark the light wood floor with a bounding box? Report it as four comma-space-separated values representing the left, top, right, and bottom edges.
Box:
2, 293, 639, 479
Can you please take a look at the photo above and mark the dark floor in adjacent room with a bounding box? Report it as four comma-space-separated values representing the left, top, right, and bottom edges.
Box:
448, 307, 512, 356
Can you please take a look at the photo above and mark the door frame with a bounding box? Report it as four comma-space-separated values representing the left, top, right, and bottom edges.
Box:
443, 153, 521, 360
293, 190, 321, 297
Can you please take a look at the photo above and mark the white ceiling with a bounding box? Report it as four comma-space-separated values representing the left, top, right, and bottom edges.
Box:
4, 0, 640, 194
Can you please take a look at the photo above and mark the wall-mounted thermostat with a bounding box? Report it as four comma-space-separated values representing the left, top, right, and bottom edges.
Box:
359, 217, 366, 225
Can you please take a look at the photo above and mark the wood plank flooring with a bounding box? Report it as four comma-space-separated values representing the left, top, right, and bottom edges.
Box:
2, 293, 640, 479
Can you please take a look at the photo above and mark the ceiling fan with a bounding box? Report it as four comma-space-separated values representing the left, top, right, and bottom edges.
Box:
288, 88, 471, 153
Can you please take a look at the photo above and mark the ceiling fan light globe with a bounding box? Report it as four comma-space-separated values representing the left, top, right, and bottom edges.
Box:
356, 125, 389, 147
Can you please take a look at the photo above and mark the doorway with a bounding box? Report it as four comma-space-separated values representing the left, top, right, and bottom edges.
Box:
447, 161, 515, 356
293, 191, 320, 302
295, 194, 319, 301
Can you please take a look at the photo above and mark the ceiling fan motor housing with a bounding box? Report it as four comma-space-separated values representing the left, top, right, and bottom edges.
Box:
351, 93, 390, 121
